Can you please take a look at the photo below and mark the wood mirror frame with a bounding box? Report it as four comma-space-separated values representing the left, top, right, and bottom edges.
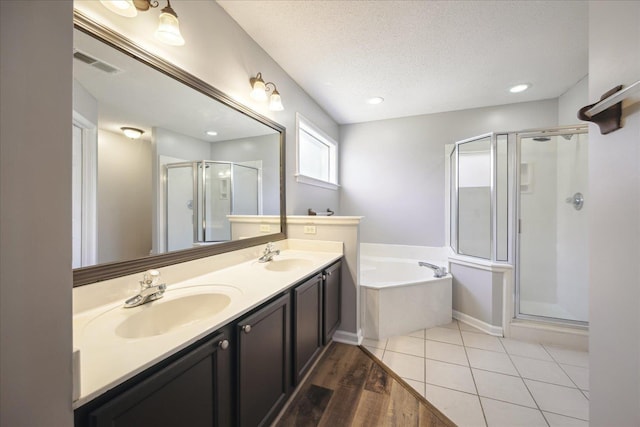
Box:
73, 10, 286, 286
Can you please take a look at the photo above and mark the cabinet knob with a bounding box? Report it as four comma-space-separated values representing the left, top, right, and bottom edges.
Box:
242, 324, 252, 334
218, 339, 229, 350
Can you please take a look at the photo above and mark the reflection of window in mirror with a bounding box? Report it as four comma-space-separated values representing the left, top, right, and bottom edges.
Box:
295, 113, 339, 190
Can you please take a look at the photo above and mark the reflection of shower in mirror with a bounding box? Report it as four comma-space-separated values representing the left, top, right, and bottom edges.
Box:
165, 160, 260, 252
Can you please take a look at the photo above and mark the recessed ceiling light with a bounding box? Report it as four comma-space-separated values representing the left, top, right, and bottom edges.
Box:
206, 130, 218, 136
509, 83, 531, 93
368, 97, 384, 105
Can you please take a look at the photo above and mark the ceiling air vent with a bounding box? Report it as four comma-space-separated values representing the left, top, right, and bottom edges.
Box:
73, 49, 121, 74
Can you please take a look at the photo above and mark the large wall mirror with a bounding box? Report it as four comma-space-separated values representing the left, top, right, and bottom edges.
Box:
73, 11, 286, 286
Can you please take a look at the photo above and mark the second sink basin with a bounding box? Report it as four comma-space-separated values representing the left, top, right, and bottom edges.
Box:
116, 293, 231, 339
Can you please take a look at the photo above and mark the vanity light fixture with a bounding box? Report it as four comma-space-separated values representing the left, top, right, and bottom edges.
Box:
100, 0, 138, 17
250, 72, 284, 111
121, 127, 144, 139
100, 0, 185, 46
509, 83, 531, 93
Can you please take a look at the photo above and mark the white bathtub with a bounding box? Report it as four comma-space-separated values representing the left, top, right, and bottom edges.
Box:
360, 244, 452, 340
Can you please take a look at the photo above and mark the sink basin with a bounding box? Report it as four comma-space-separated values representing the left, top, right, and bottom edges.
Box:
115, 293, 231, 338
264, 258, 314, 272
83, 285, 241, 341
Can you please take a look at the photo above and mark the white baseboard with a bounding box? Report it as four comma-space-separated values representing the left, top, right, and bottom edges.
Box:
331, 328, 363, 345
453, 310, 503, 337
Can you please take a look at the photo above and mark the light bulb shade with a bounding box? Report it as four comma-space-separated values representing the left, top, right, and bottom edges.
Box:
100, 0, 138, 17
250, 76, 268, 101
155, 8, 185, 46
269, 91, 284, 111
121, 127, 144, 139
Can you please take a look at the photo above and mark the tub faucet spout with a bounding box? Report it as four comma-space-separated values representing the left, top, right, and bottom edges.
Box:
418, 261, 447, 278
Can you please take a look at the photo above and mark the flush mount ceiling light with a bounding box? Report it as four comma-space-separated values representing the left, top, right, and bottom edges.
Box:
509, 83, 531, 93
100, 0, 185, 46
121, 127, 144, 139
250, 72, 284, 111
367, 97, 385, 105
205, 130, 218, 136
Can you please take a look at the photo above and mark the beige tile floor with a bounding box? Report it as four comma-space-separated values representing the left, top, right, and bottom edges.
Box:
363, 320, 589, 427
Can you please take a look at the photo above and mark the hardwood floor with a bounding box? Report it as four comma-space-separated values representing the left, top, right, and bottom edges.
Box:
275, 342, 456, 426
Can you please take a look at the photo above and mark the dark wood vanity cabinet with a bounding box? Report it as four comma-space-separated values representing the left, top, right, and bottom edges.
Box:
75, 257, 342, 427
236, 293, 291, 427
76, 327, 233, 427
292, 260, 342, 386
323, 260, 342, 345
292, 273, 324, 385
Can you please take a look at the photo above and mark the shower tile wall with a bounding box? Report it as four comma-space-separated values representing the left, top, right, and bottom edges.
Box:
555, 134, 588, 321
520, 141, 558, 307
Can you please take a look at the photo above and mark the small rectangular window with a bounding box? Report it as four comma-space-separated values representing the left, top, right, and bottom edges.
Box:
296, 113, 339, 190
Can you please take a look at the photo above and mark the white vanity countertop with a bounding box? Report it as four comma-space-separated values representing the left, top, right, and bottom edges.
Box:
72, 239, 343, 409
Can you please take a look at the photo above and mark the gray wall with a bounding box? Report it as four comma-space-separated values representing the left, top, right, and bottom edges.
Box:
97, 129, 152, 264
451, 264, 503, 327
558, 75, 588, 126
588, 1, 640, 425
339, 99, 558, 245
0, 1, 74, 426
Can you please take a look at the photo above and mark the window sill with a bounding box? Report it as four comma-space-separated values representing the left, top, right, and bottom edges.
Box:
295, 174, 340, 190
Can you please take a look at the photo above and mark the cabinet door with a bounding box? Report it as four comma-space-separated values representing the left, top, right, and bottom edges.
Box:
323, 260, 342, 345
88, 331, 231, 427
293, 273, 323, 385
237, 293, 290, 427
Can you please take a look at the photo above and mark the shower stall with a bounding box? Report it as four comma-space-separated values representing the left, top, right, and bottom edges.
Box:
165, 161, 260, 252
449, 125, 588, 329
517, 129, 588, 324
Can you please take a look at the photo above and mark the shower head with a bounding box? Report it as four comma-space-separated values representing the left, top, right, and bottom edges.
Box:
561, 134, 573, 140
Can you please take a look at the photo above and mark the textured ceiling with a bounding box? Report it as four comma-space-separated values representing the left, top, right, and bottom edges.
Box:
218, 0, 588, 124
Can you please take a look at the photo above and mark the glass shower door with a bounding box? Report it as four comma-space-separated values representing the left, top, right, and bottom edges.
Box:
166, 163, 196, 252
517, 130, 589, 324
201, 162, 232, 242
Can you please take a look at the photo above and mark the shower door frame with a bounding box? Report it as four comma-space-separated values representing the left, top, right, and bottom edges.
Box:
514, 125, 589, 327
451, 132, 512, 263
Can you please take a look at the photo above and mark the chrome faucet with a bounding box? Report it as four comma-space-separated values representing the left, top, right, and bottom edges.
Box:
418, 261, 448, 278
124, 269, 167, 308
258, 242, 280, 263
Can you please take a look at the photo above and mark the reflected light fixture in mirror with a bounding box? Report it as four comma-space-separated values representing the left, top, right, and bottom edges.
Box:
100, 0, 185, 46
250, 72, 284, 111
121, 127, 144, 139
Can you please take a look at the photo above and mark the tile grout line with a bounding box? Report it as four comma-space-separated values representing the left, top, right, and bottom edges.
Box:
548, 346, 590, 393
423, 329, 428, 391
498, 337, 551, 427
459, 321, 489, 427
